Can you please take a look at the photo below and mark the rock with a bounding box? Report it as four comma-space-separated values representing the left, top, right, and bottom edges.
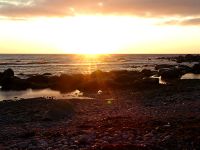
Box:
159, 68, 182, 80
177, 65, 192, 74
143, 132, 153, 140
28, 144, 37, 150
38, 139, 48, 147
2, 68, 14, 78
98, 90, 103, 94
43, 73, 52, 76
131, 65, 137, 68
158, 54, 200, 63
79, 134, 91, 144
69, 145, 78, 149
141, 69, 154, 77
155, 64, 175, 70
192, 63, 200, 74
135, 78, 159, 89
162, 135, 171, 141
122, 134, 129, 139
61, 145, 69, 149
18, 142, 29, 149
0, 68, 15, 90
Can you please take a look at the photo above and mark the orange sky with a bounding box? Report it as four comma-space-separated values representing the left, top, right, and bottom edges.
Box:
0, 0, 200, 54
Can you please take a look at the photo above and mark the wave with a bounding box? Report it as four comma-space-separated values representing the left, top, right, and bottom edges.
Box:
0, 61, 58, 66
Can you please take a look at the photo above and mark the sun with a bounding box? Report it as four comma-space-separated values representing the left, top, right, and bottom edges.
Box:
45, 16, 145, 54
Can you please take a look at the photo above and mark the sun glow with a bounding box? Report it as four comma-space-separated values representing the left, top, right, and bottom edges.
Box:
53, 16, 150, 54
0, 16, 158, 54
1, 15, 200, 54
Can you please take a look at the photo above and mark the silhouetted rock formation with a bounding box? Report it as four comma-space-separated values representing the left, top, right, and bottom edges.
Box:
0, 68, 15, 90
158, 54, 200, 63
0, 69, 159, 91
192, 63, 200, 74
155, 64, 196, 80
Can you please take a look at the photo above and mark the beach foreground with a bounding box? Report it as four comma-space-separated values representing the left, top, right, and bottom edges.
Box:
0, 79, 200, 150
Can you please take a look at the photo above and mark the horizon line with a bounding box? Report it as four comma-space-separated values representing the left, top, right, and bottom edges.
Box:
0, 53, 200, 55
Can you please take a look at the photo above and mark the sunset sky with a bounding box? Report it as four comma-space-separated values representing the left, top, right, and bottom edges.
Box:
0, 0, 200, 54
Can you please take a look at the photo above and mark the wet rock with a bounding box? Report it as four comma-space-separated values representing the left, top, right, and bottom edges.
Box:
159, 68, 182, 80
43, 73, 52, 76
141, 69, 154, 77
2, 68, 14, 78
177, 65, 192, 74
155, 64, 175, 70
192, 63, 200, 74
0, 68, 15, 90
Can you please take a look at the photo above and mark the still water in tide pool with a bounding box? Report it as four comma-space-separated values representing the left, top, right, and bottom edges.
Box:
0, 89, 92, 101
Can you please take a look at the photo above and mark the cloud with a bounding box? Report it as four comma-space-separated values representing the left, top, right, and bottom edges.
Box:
1, 0, 200, 18
180, 18, 200, 25
160, 18, 200, 26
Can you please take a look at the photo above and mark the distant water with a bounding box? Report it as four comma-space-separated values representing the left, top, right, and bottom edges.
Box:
0, 54, 194, 77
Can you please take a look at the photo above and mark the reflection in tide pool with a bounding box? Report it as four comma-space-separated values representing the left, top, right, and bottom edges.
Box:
0, 89, 92, 101
181, 73, 200, 80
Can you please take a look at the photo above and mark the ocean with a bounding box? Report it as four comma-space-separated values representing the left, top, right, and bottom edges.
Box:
0, 54, 199, 101
0, 54, 192, 77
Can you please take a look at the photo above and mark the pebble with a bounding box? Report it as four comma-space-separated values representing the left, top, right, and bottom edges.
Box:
143, 133, 154, 140
38, 139, 48, 147
69, 145, 78, 149
122, 134, 129, 139
162, 135, 171, 141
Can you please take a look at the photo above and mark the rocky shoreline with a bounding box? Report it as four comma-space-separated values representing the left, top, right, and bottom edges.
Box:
158, 54, 200, 63
0, 60, 200, 92
0, 56, 200, 149
0, 79, 200, 149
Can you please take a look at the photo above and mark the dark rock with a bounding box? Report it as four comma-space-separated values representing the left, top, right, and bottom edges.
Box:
177, 65, 192, 74
0, 69, 162, 91
18, 131, 35, 139
155, 64, 175, 70
192, 63, 200, 74
42, 73, 52, 76
158, 54, 200, 63
141, 69, 154, 77
0, 68, 15, 90
159, 68, 182, 80
134, 78, 159, 89
3, 68, 14, 77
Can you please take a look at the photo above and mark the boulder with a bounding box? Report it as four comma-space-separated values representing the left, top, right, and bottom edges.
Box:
0, 68, 15, 90
141, 69, 154, 77
192, 63, 200, 74
159, 68, 182, 80
176, 65, 192, 74
2, 68, 14, 78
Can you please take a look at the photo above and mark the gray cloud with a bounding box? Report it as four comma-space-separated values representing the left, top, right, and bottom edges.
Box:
180, 18, 200, 25
161, 18, 200, 26
1, 0, 200, 18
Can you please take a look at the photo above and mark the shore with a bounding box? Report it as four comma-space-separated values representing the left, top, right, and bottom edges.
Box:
0, 79, 200, 150
0, 55, 200, 149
